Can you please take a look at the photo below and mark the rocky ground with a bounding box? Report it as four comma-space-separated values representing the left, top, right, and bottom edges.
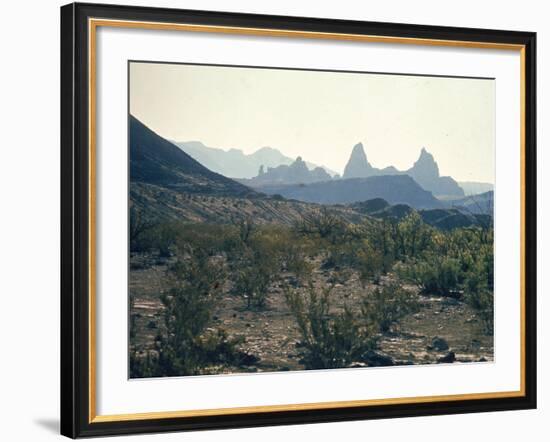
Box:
129, 254, 493, 375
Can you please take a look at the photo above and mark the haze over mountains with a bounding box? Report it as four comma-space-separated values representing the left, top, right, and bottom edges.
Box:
130, 116, 361, 225
256, 175, 444, 209
458, 182, 494, 196
177, 138, 492, 200
174, 140, 337, 179
342, 143, 464, 198
130, 116, 493, 219
240, 156, 333, 186
130, 116, 254, 197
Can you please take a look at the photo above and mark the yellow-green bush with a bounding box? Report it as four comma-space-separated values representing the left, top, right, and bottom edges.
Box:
284, 284, 378, 369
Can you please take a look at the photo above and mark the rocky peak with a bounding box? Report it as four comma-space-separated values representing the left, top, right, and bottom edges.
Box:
343, 142, 374, 179
289, 156, 309, 174
246, 155, 331, 186
409, 147, 439, 180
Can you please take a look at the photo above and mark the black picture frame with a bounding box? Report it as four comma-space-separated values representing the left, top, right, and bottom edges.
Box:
61, 2, 537, 438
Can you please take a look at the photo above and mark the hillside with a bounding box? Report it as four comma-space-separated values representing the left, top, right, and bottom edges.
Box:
130, 116, 255, 197
256, 175, 444, 209
351, 198, 490, 230
447, 191, 494, 215
130, 116, 368, 225
131, 182, 365, 226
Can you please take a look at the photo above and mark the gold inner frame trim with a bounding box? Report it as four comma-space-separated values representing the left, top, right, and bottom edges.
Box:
88, 17, 527, 424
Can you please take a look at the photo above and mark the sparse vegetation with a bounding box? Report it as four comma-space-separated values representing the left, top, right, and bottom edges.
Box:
128, 114, 494, 377
130, 206, 494, 376
361, 283, 420, 333
284, 283, 378, 369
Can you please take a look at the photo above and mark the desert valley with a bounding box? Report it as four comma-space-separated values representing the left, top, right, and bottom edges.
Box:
128, 115, 494, 378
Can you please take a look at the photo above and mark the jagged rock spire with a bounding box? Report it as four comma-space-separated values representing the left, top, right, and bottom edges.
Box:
409, 147, 440, 181
343, 142, 374, 179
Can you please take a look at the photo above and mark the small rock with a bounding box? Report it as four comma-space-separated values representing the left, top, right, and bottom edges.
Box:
363, 350, 395, 367
437, 351, 456, 364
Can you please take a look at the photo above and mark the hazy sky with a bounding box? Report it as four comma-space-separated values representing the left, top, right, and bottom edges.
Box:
130, 61, 495, 183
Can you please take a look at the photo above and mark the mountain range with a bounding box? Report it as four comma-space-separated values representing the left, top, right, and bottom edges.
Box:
256, 175, 444, 209
446, 191, 494, 215
174, 140, 337, 179
130, 116, 492, 219
175, 136, 492, 201
457, 181, 494, 196
342, 143, 464, 198
130, 116, 360, 225
351, 198, 491, 230
130, 116, 255, 197
239, 156, 332, 186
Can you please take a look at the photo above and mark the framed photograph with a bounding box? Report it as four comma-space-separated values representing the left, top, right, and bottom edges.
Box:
60, 2, 536, 438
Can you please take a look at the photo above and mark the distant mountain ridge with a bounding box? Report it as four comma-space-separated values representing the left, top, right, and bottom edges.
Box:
256, 175, 444, 209
131, 116, 491, 218
130, 116, 368, 225
458, 181, 494, 196
130, 116, 255, 197
447, 191, 494, 215
351, 198, 491, 230
241, 142, 466, 199
239, 156, 332, 186
342, 143, 464, 198
175, 140, 337, 179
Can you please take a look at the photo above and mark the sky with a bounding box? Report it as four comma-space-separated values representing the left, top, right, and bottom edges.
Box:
130, 61, 495, 183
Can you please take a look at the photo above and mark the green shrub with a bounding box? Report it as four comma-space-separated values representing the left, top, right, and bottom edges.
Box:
230, 224, 307, 308
463, 242, 494, 334
154, 248, 226, 376
151, 223, 180, 257
361, 283, 420, 332
294, 208, 347, 244
130, 349, 160, 378
356, 244, 385, 286
282, 243, 313, 286
129, 206, 158, 253
399, 255, 462, 296
284, 284, 377, 369
238, 218, 255, 245
196, 328, 247, 366
234, 262, 273, 309
395, 212, 434, 259
363, 218, 397, 273
175, 223, 242, 257
464, 276, 494, 335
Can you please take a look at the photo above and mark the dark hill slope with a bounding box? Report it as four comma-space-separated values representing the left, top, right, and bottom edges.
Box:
130, 115, 255, 197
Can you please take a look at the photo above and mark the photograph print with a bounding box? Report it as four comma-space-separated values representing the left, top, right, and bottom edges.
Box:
128, 61, 495, 379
